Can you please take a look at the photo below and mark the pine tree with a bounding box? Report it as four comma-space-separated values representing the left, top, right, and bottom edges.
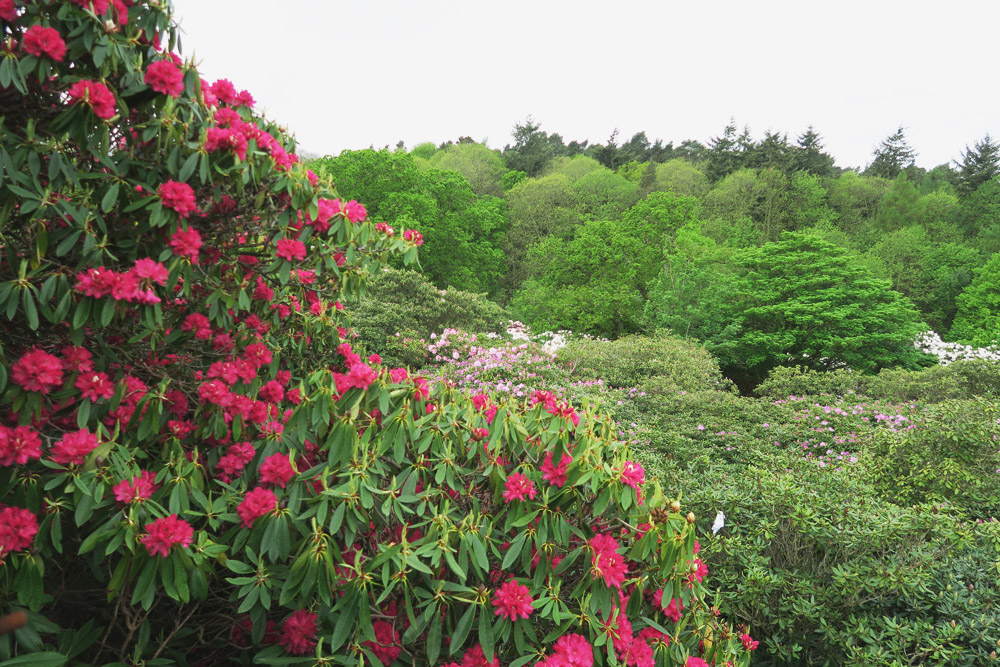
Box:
866, 127, 917, 179
706, 120, 742, 182
954, 134, 1000, 197
792, 126, 835, 176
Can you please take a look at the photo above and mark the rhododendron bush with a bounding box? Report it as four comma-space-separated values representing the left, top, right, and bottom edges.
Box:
0, 2, 750, 665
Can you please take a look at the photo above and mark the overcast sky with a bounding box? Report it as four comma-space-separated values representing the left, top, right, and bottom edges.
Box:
170, 0, 998, 170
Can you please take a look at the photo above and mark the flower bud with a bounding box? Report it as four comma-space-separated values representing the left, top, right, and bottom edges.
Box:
686, 512, 696, 524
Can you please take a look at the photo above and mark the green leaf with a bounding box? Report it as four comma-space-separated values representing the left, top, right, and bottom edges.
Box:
179, 152, 199, 182
0, 652, 68, 667
101, 183, 119, 212
478, 605, 495, 663
451, 603, 476, 655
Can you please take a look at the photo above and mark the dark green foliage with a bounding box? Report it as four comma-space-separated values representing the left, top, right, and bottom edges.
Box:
960, 178, 1000, 241
954, 133, 1000, 197
705, 121, 743, 182
756, 360, 1000, 403
790, 126, 835, 177
502, 117, 564, 176
687, 461, 1000, 667
866, 126, 917, 179
867, 399, 1000, 515
711, 232, 934, 390
348, 267, 508, 367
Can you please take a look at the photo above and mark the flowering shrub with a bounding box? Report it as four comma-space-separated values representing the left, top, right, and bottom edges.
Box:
0, 2, 750, 665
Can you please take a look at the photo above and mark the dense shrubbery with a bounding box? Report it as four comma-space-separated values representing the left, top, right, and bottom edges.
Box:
866, 398, 1000, 514
558, 334, 733, 394
757, 360, 1000, 402
348, 267, 508, 368
0, 4, 750, 666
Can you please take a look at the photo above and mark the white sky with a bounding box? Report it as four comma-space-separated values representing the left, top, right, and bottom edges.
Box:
171, 0, 999, 170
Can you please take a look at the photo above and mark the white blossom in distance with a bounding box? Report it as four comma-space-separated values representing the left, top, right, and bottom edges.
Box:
915, 331, 1000, 365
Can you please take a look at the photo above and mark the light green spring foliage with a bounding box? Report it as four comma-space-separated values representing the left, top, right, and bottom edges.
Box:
950, 252, 1000, 346
311, 149, 507, 295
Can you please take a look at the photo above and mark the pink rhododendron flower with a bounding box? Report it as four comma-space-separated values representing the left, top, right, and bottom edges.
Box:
238, 487, 276, 527
345, 363, 377, 390
144, 59, 184, 97
541, 450, 572, 487
403, 229, 423, 245
362, 620, 401, 665
0, 506, 38, 554
140, 514, 193, 557
503, 472, 537, 502
113, 471, 158, 504
275, 238, 306, 261
210, 78, 238, 105
462, 644, 500, 667
131, 258, 168, 284
169, 226, 202, 262
67, 80, 116, 119
621, 460, 645, 489
259, 453, 294, 488
589, 533, 628, 589
343, 199, 366, 222
741, 633, 759, 651
492, 578, 534, 620
0, 426, 42, 466
49, 429, 99, 466
551, 633, 594, 667
279, 609, 318, 656
71, 0, 111, 13
23, 26, 66, 61
205, 126, 248, 160
158, 180, 198, 218
0, 0, 17, 21
686, 658, 709, 667
11, 348, 63, 393
75, 371, 115, 401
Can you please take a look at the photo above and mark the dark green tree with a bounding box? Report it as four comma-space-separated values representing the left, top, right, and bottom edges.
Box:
752, 130, 793, 172
712, 232, 933, 391
705, 121, 743, 182
954, 134, 1000, 197
503, 117, 561, 176
866, 126, 917, 179
791, 126, 836, 176
675, 139, 708, 164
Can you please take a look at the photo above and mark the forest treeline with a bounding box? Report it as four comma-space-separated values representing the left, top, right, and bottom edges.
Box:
310, 120, 1000, 389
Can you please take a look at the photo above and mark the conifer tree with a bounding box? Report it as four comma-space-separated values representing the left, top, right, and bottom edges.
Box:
867, 126, 917, 179
955, 134, 1000, 197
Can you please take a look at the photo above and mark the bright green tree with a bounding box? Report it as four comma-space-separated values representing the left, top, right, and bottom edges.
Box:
428, 142, 508, 197
501, 172, 581, 298
703, 168, 792, 243
650, 158, 711, 198
949, 252, 1000, 346
644, 223, 737, 340
713, 232, 933, 390
311, 150, 505, 294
